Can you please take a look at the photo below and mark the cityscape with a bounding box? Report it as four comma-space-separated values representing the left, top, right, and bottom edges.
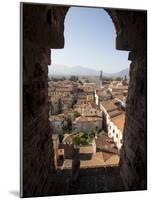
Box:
48, 71, 128, 187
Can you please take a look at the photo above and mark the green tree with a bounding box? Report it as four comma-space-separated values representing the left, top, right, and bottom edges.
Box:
103, 76, 113, 81
74, 135, 81, 145
69, 75, 79, 82
114, 77, 122, 81
80, 137, 87, 145
62, 126, 70, 134
88, 128, 95, 138
74, 111, 81, 118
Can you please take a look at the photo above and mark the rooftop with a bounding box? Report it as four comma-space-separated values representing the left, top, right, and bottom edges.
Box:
101, 99, 118, 112
84, 82, 96, 86
62, 133, 75, 143
108, 110, 122, 118
61, 151, 119, 170
111, 113, 126, 131
74, 116, 102, 123
96, 89, 110, 96
56, 87, 73, 92
95, 134, 119, 155
115, 95, 125, 102
110, 86, 128, 90
49, 114, 64, 121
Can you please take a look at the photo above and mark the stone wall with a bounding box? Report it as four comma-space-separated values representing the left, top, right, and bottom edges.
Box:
120, 50, 147, 190
46, 166, 124, 195
21, 3, 69, 197
107, 10, 147, 190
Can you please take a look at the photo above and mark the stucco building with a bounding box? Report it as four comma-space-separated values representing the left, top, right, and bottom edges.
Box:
100, 99, 125, 150
72, 116, 102, 133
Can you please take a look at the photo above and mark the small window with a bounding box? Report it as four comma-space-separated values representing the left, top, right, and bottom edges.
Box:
113, 129, 115, 133
59, 155, 64, 161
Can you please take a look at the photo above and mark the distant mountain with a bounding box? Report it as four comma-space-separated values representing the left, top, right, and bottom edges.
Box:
48, 64, 129, 78
103, 68, 129, 78
48, 64, 99, 76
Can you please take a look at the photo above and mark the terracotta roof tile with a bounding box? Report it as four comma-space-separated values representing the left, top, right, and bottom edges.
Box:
111, 113, 125, 131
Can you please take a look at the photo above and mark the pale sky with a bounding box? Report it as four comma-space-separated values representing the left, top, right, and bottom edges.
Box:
51, 6, 130, 73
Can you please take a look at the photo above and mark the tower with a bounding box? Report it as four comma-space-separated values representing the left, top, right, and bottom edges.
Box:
99, 70, 103, 87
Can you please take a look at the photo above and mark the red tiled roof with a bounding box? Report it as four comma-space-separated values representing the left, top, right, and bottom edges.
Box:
111, 113, 125, 131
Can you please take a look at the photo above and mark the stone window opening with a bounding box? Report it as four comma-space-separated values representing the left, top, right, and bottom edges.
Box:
22, 4, 147, 196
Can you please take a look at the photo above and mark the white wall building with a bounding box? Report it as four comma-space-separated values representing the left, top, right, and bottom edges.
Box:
100, 100, 125, 150
108, 113, 125, 150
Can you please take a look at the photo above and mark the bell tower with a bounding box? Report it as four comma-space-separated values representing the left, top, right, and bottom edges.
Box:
99, 70, 103, 87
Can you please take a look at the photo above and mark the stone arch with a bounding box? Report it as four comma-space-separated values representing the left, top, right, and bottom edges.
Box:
21, 3, 147, 197
105, 8, 147, 190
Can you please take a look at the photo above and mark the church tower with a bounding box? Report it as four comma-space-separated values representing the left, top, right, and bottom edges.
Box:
99, 70, 103, 87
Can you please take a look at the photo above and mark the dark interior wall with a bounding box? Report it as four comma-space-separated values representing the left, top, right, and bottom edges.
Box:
21, 3, 69, 197
21, 3, 147, 197
107, 9, 147, 190
120, 49, 147, 190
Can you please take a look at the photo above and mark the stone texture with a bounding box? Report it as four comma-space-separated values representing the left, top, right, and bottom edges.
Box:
115, 11, 147, 191
120, 51, 147, 190
21, 3, 69, 197
46, 167, 124, 195
106, 9, 147, 190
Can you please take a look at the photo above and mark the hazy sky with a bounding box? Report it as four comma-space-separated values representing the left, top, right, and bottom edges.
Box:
51, 6, 130, 73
